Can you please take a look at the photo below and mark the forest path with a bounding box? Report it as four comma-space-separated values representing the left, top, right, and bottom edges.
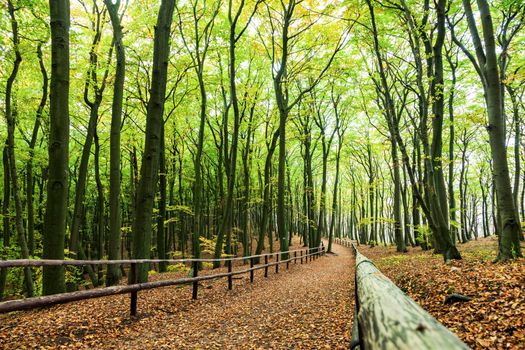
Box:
117, 242, 354, 349
0, 242, 354, 350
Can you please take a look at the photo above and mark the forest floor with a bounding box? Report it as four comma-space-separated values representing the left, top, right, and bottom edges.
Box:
0, 239, 353, 349
1, 237, 523, 349
358, 236, 525, 350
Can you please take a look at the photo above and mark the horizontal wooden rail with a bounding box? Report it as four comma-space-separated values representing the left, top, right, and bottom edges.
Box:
0, 246, 325, 315
351, 243, 468, 349
0, 246, 320, 268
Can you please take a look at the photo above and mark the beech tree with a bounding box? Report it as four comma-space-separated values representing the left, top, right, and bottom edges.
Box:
454, 0, 523, 259
42, 0, 70, 295
131, 0, 176, 282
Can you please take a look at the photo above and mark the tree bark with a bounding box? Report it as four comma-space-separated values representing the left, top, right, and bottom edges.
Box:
26, 44, 48, 255
43, 0, 70, 295
4, 0, 34, 296
105, 0, 125, 286
132, 0, 175, 282
0, 146, 11, 299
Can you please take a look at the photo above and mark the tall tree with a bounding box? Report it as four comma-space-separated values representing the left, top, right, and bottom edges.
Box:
176, 0, 220, 264
213, 0, 262, 264
4, 0, 34, 296
266, 0, 345, 256
131, 0, 176, 282
105, 0, 126, 286
68, 0, 111, 287
43, 0, 70, 295
457, 0, 522, 259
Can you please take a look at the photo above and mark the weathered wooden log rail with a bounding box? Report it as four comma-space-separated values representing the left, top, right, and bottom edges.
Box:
0, 246, 325, 315
347, 242, 469, 349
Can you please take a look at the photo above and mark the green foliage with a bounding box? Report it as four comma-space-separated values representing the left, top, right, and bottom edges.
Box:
416, 225, 433, 250
64, 250, 90, 290
166, 205, 194, 216
199, 236, 234, 258
168, 251, 184, 258
166, 263, 190, 273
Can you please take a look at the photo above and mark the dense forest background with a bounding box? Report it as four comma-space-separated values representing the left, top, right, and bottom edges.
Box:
0, 0, 523, 298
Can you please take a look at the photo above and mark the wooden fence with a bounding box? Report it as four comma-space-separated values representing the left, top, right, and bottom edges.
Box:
0, 246, 325, 316
333, 237, 353, 248
346, 242, 469, 349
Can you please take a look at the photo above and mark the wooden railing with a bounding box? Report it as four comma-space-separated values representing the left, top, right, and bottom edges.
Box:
0, 246, 325, 315
348, 243, 469, 349
333, 237, 353, 248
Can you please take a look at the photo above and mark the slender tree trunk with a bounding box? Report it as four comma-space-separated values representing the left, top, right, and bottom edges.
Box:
105, 0, 125, 286
93, 129, 104, 281
446, 49, 458, 244
26, 44, 48, 255
4, 0, 33, 296
507, 86, 522, 221
462, 0, 522, 259
241, 104, 256, 257
392, 138, 406, 252
401, 165, 415, 246
157, 123, 167, 272
132, 0, 175, 282
0, 147, 11, 299
43, 0, 69, 295
459, 138, 468, 243
480, 171, 489, 237
213, 2, 248, 264
428, 0, 458, 259
328, 139, 342, 253
255, 131, 278, 260
68, 3, 114, 287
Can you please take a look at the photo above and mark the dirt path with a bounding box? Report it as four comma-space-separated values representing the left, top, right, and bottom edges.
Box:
0, 243, 354, 349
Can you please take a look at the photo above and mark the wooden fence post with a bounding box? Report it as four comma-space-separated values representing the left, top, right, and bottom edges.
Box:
264, 255, 268, 277
228, 260, 232, 290
294, 251, 297, 264
276, 254, 279, 274
300, 250, 303, 264
250, 257, 254, 283
192, 260, 198, 300
130, 262, 138, 316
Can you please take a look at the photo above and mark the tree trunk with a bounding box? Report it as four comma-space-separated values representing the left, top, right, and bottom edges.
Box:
255, 130, 279, 260
157, 123, 167, 272
105, 0, 125, 286
132, 0, 175, 282
93, 129, 105, 281
4, 0, 33, 296
43, 0, 69, 295
328, 139, 342, 253
446, 48, 458, 244
0, 146, 11, 299
392, 138, 406, 252
462, 0, 522, 259
26, 44, 48, 256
